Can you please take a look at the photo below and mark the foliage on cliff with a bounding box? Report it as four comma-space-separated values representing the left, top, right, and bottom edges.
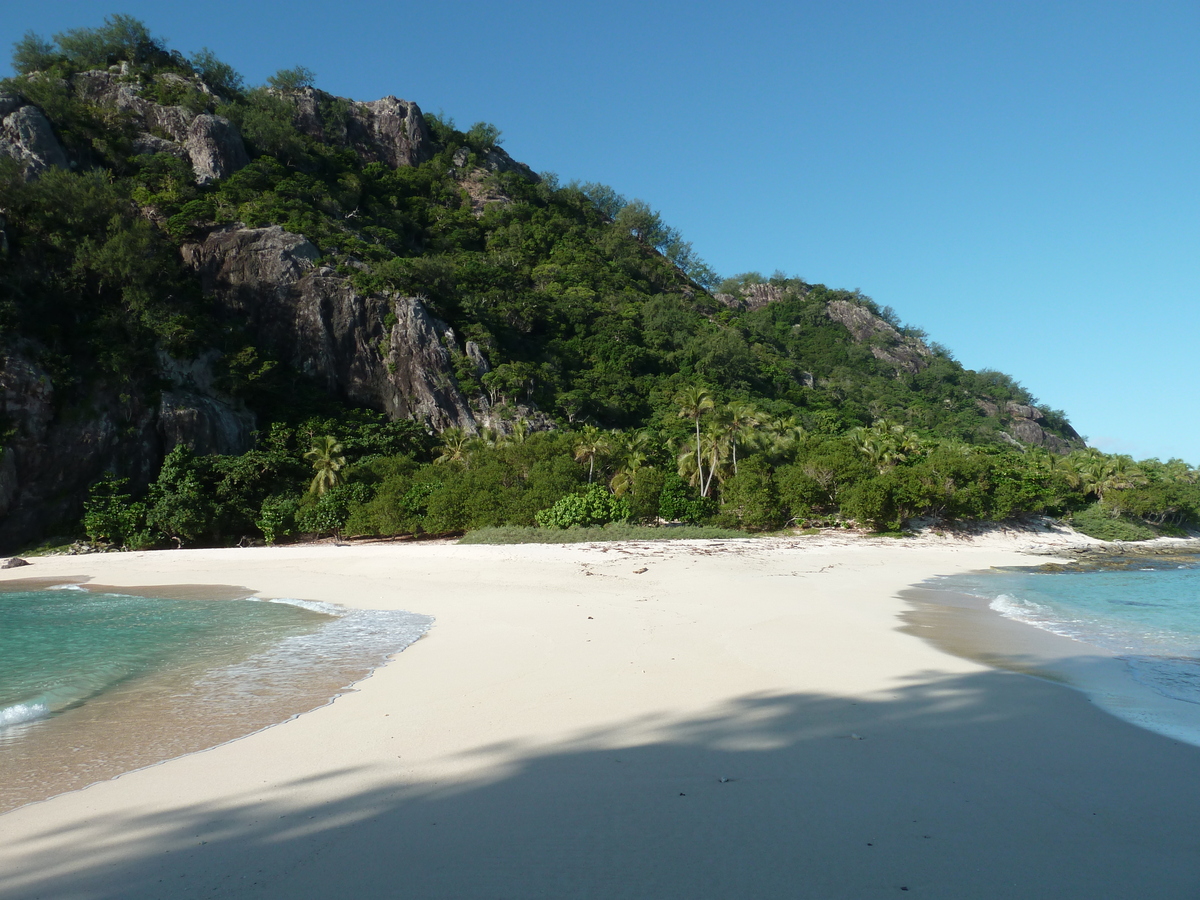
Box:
7, 17, 1194, 548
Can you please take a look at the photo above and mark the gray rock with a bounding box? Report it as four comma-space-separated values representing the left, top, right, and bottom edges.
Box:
976, 399, 1001, 418
0, 349, 160, 552
825, 299, 933, 375
0, 102, 68, 178
156, 349, 255, 456
465, 341, 491, 376
293, 88, 434, 169
186, 114, 249, 184
740, 283, 784, 310
131, 132, 189, 159
1005, 401, 1043, 421
182, 226, 476, 431
1, 557, 30, 568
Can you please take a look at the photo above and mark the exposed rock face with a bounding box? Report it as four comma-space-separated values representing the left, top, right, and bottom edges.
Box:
825, 299, 933, 375
740, 283, 785, 310
71, 71, 248, 185
182, 226, 476, 431
713, 283, 790, 312
292, 88, 433, 168
0, 95, 68, 178
975, 398, 1082, 453
186, 114, 250, 185
156, 350, 255, 456
465, 341, 491, 377
0, 349, 160, 551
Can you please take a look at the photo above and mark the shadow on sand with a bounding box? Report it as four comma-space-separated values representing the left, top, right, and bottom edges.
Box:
4, 666, 1200, 899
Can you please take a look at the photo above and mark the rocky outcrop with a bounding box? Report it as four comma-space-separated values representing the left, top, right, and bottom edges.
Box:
0, 342, 255, 551
0, 94, 68, 178
714, 283, 791, 312
71, 71, 248, 185
156, 350, 255, 456
182, 226, 476, 431
185, 114, 250, 185
0, 349, 161, 551
292, 88, 433, 169
465, 341, 491, 377
975, 399, 1082, 453
825, 299, 933, 375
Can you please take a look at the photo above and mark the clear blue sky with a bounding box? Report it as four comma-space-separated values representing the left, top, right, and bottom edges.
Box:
6, 2, 1198, 461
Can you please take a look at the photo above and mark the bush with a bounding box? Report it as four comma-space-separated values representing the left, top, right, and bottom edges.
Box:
1069, 503, 1157, 542
296, 482, 373, 536
657, 470, 710, 524
717, 457, 784, 531
256, 494, 299, 544
82, 474, 153, 548
536, 484, 630, 529
627, 467, 665, 523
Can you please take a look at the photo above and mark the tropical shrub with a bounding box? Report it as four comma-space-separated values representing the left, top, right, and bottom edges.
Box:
536, 485, 630, 529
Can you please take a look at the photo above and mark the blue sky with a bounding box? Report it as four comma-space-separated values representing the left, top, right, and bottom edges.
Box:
5, 2, 1197, 461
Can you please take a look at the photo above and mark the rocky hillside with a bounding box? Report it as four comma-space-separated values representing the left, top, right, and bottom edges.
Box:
0, 21, 1086, 549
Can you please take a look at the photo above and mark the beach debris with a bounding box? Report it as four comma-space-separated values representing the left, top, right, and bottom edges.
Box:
1, 557, 30, 568
633, 567, 648, 574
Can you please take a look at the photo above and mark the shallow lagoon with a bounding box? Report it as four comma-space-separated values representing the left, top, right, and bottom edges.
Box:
0, 582, 431, 812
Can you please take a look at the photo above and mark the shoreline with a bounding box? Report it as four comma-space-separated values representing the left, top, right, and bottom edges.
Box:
0, 582, 432, 814
3, 536, 1200, 897
899, 576, 1200, 748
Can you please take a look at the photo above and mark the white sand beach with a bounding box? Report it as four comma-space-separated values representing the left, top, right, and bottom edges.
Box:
2, 533, 1199, 898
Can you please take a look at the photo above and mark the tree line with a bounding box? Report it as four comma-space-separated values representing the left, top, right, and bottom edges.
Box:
82, 387, 1200, 548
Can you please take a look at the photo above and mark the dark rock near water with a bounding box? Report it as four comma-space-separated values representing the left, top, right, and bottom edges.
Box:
1, 557, 30, 568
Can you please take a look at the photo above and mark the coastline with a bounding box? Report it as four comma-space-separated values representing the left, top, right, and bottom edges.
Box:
3, 535, 1200, 897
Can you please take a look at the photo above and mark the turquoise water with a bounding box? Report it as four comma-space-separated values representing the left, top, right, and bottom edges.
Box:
0, 587, 329, 731
0, 585, 433, 811
928, 555, 1200, 731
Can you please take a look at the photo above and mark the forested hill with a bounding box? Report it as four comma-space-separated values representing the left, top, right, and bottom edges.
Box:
1, 17, 1194, 551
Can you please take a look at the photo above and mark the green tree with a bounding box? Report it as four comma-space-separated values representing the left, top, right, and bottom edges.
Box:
573, 425, 612, 483
267, 66, 316, 92
676, 385, 715, 492
304, 435, 346, 496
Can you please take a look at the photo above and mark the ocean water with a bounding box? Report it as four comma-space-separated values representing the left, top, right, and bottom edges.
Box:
923, 554, 1200, 741
0, 585, 432, 811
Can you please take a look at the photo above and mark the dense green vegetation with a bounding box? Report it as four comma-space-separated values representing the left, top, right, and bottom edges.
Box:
6, 17, 1197, 548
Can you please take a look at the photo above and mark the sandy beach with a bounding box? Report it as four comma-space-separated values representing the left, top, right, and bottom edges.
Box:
2, 533, 1199, 899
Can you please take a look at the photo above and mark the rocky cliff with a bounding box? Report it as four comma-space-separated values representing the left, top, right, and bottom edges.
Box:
181, 225, 477, 431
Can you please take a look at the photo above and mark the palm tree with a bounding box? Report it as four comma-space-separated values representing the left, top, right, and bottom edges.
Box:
434, 427, 471, 466
609, 430, 652, 496
574, 425, 611, 483
304, 435, 346, 496
677, 423, 728, 498
676, 385, 714, 491
760, 415, 806, 462
851, 420, 920, 473
723, 400, 761, 475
